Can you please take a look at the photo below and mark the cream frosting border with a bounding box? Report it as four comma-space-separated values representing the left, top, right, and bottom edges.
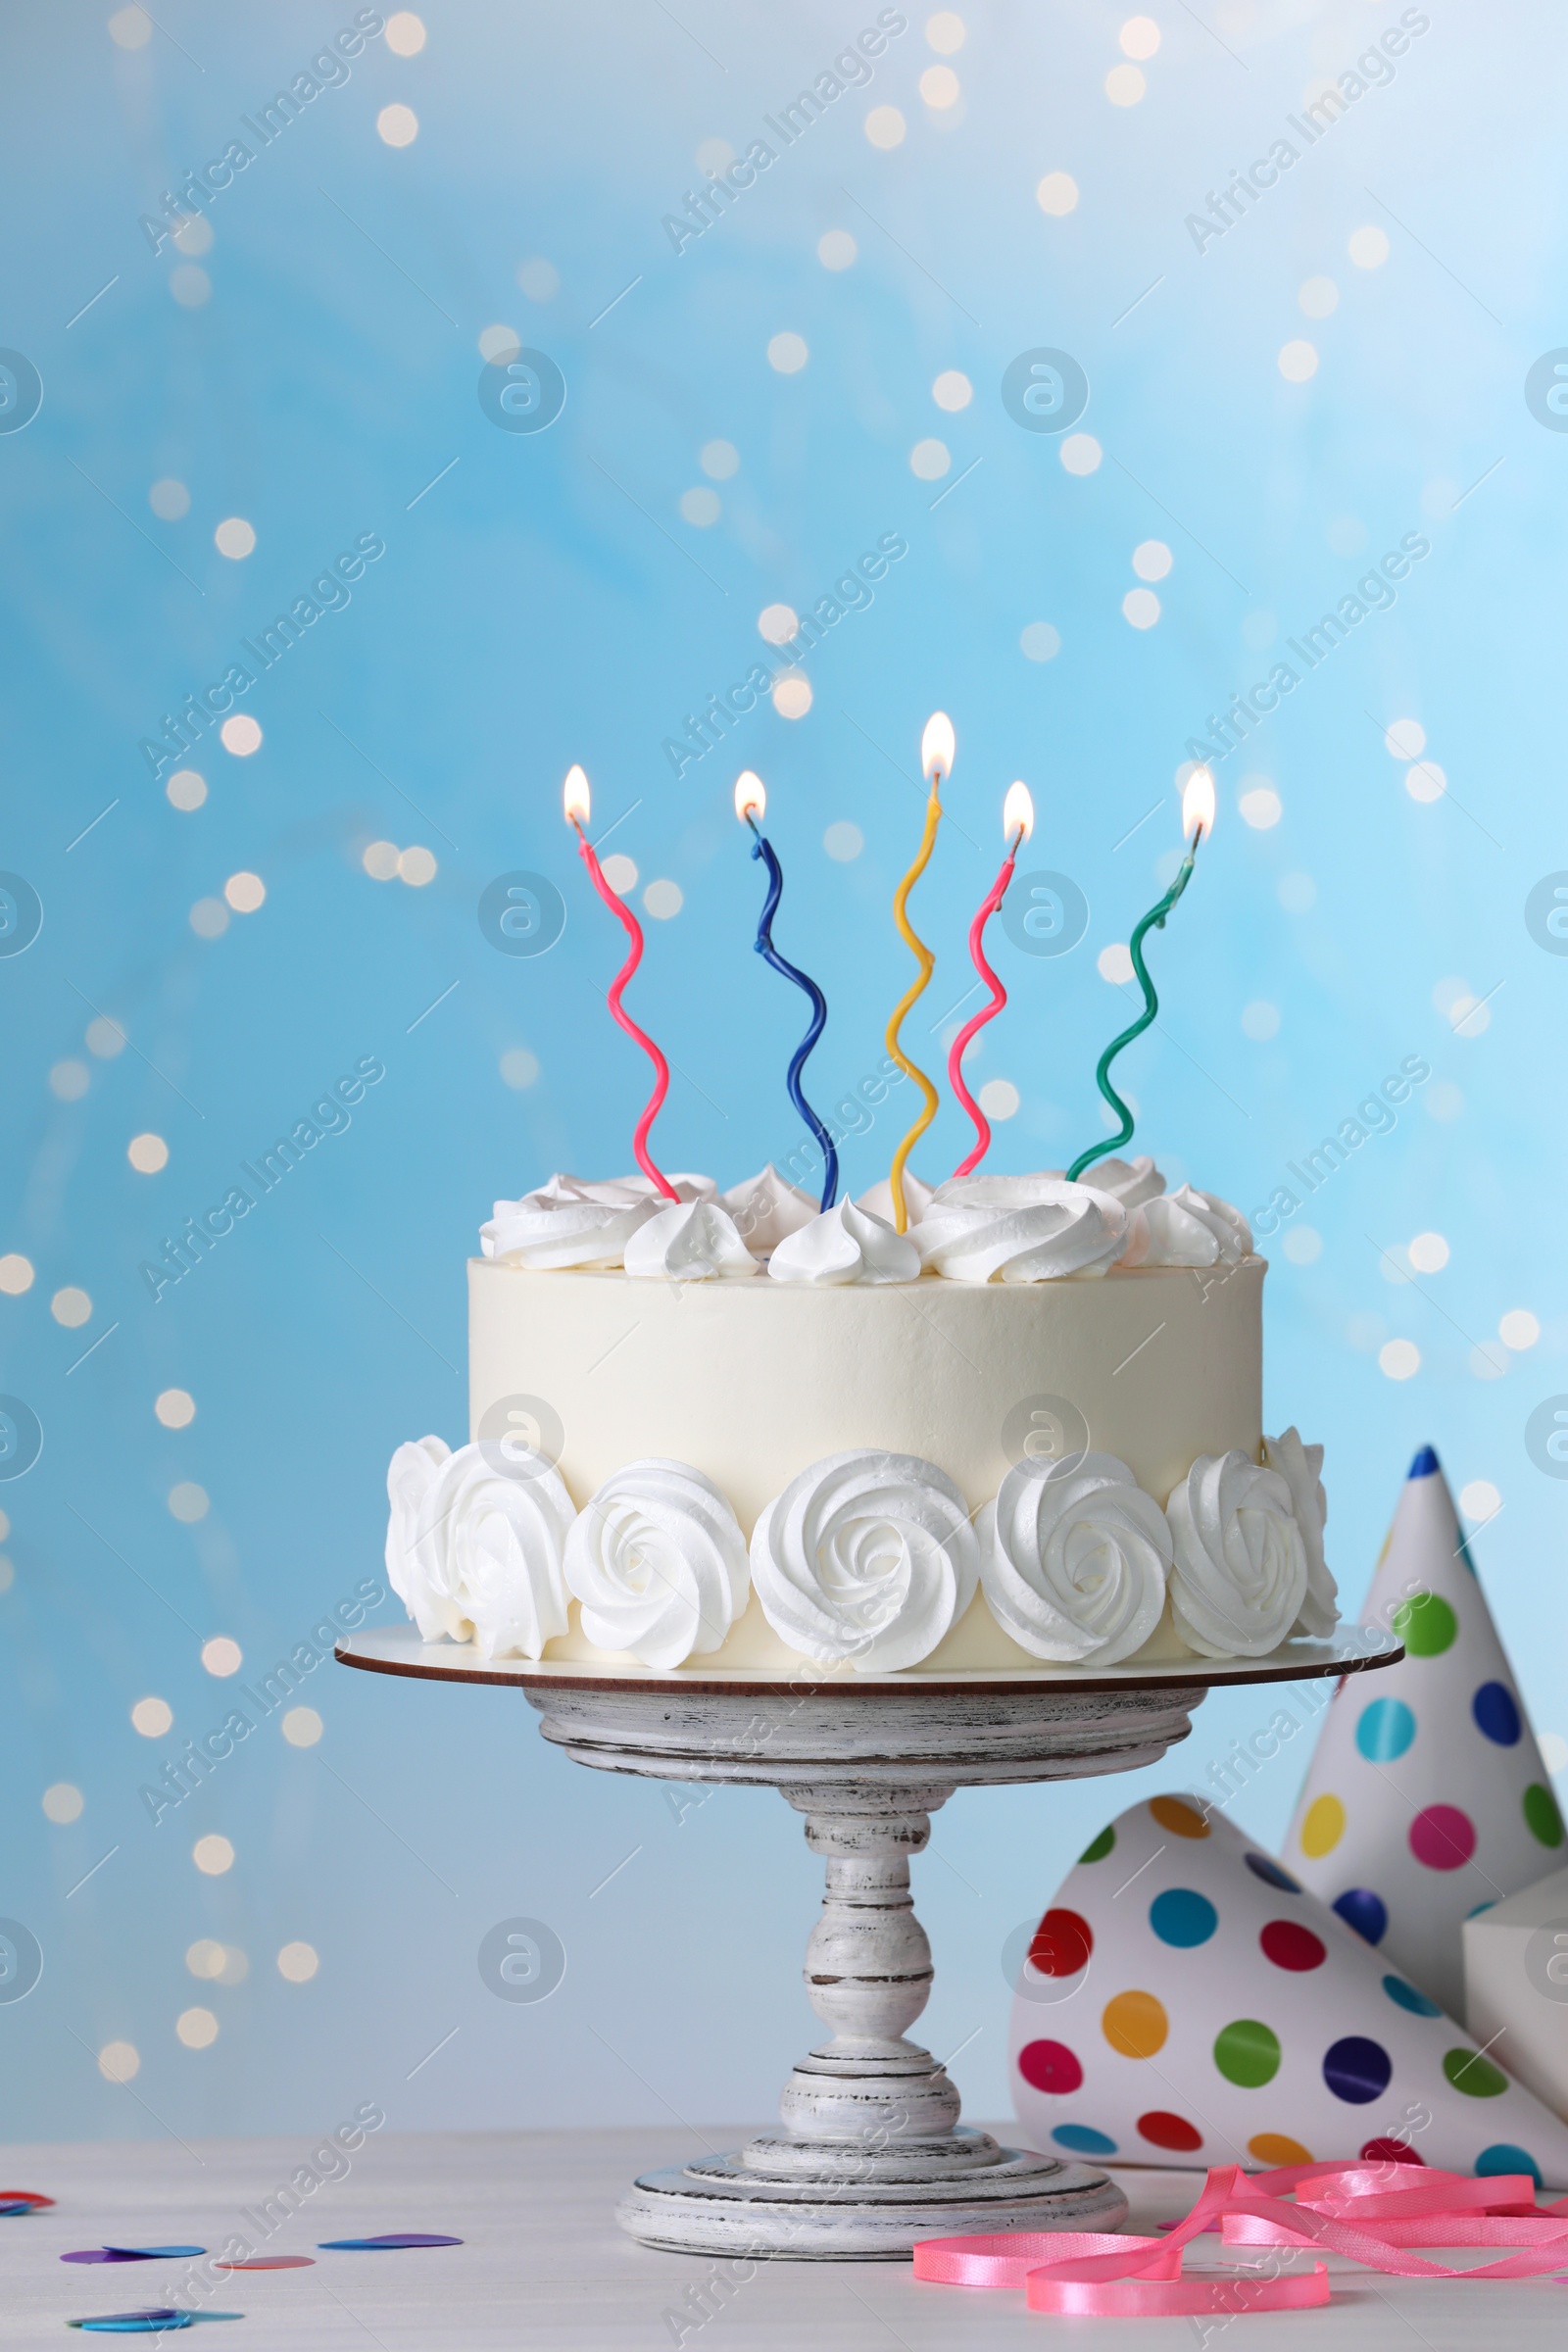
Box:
385, 1430, 1332, 1673
480, 1164, 1252, 1282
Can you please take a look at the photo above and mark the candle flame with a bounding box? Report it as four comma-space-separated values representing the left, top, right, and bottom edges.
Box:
921, 710, 956, 786
1004, 781, 1034, 842
734, 769, 765, 824
563, 763, 591, 828
1182, 764, 1216, 842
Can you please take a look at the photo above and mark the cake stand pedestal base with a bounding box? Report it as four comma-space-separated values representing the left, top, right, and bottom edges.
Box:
620, 2140, 1119, 2261
617, 1783, 1127, 2258
523, 1669, 1210, 2257
335, 1626, 1401, 2260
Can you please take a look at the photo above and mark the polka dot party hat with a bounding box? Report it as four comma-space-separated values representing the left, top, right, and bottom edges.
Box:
1284, 1445, 1563, 2018
1010, 1793, 1568, 2185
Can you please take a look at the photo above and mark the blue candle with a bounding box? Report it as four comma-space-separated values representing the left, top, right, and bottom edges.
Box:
735, 772, 837, 1210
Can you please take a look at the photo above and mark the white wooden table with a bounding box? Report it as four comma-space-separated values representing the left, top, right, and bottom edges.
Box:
3, 2129, 1563, 2348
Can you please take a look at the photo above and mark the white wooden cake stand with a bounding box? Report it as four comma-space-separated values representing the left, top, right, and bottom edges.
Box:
336, 1623, 1401, 2259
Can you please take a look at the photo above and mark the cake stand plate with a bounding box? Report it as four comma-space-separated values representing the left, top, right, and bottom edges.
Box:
337, 1625, 1401, 2259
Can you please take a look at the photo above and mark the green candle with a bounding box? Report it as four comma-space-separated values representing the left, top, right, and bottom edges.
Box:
1068, 766, 1215, 1184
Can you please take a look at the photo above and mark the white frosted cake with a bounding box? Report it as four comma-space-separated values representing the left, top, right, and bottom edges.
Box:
383, 1160, 1339, 1677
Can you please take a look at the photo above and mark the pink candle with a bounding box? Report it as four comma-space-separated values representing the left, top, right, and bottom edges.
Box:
948, 782, 1034, 1180
563, 765, 678, 1200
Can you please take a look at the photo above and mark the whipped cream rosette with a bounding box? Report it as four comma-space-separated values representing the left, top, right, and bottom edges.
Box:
623, 1200, 759, 1281
767, 1198, 920, 1287
385, 1436, 452, 1637
979, 1451, 1172, 1663
1122, 1183, 1252, 1268
1166, 1449, 1308, 1656
1262, 1426, 1339, 1637
750, 1448, 979, 1671
855, 1169, 936, 1227
564, 1458, 749, 1668
480, 1171, 715, 1269
1084, 1153, 1164, 1211
385, 1437, 575, 1658
424, 1444, 575, 1659
916, 1175, 1128, 1284
481, 1193, 654, 1269
721, 1164, 817, 1255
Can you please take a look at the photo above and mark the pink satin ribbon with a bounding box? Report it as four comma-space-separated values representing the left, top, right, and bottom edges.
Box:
913, 2160, 1568, 2316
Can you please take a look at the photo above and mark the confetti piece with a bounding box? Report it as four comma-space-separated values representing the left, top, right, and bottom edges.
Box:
104, 2249, 207, 2261
69, 2319, 241, 2333
66, 2249, 207, 2265
214, 2255, 315, 2270
68, 2315, 191, 2334
1, 2190, 54, 2211
318, 2232, 462, 2250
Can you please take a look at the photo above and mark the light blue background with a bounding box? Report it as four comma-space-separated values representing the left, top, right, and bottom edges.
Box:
4, 0, 1566, 2148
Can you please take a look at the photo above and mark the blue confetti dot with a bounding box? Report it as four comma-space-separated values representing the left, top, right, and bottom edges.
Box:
1332, 1888, 1388, 1946
1052, 2124, 1118, 2157
71, 2321, 197, 2336
1472, 1681, 1521, 1746
1245, 1852, 1301, 1893
1476, 2142, 1542, 2185
1356, 1697, 1417, 1762
1150, 1887, 1218, 1948
1382, 1974, 1442, 2018
1323, 2034, 1393, 2104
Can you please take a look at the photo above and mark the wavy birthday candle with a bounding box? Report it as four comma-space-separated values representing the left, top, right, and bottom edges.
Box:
1067, 766, 1214, 1185
885, 713, 955, 1233
948, 782, 1033, 1180
564, 765, 678, 1200
735, 774, 837, 1210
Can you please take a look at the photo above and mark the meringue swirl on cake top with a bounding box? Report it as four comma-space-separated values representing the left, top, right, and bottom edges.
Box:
979, 1449, 1173, 1663
1086, 1153, 1165, 1210
749, 1447, 979, 1671
1165, 1448, 1308, 1656
1122, 1183, 1252, 1268
623, 1199, 759, 1280
915, 1174, 1129, 1283
721, 1164, 817, 1255
481, 1171, 714, 1270
564, 1457, 749, 1669
475, 1160, 1253, 1284
767, 1198, 920, 1287
855, 1169, 936, 1228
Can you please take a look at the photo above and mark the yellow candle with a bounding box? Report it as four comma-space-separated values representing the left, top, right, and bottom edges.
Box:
884, 713, 956, 1234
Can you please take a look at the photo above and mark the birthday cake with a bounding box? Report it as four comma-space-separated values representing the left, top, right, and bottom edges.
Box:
383, 1158, 1339, 1676
383, 738, 1337, 1678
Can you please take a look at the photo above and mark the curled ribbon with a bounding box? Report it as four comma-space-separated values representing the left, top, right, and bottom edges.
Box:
914, 2160, 1568, 2317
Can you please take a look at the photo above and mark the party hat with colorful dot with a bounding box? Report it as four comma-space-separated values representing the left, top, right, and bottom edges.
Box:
1284, 1445, 1563, 2019
1010, 1795, 1568, 2184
